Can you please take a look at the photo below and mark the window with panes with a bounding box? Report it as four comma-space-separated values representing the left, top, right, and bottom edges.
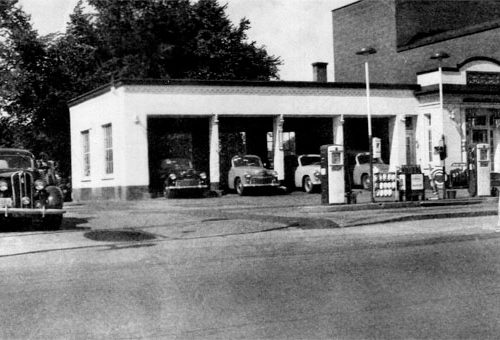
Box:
82, 130, 90, 176
103, 124, 113, 174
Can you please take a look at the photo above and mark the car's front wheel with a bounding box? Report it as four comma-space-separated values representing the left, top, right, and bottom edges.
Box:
361, 174, 371, 190
235, 178, 245, 196
303, 176, 314, 193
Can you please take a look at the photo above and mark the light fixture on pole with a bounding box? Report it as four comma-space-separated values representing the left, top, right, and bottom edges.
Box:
430, 51, 450, 199
356, 46, 377, 203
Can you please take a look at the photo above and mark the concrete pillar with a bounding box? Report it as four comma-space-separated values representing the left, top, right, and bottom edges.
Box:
333, 115, 344, 145
209, 114, 220, 191
273, 115, 285, 181
389, 115, 406, 170
494, 127, 500, 172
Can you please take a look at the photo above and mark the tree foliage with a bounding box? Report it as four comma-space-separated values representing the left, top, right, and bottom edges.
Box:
0, 0, 282, 175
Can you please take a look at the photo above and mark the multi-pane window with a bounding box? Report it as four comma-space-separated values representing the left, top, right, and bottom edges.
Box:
82, 130, 90, 177
103, 124, 113, 174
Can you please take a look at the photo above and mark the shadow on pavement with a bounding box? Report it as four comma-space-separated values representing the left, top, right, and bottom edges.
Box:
0, 217, 90, 233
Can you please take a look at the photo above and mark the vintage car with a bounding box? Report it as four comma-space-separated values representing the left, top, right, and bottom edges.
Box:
160, 158, 209, 198
352, 152, 389, 189
228, 155, 279, 195
285, 154, 321, 193
0, 148, 65, 229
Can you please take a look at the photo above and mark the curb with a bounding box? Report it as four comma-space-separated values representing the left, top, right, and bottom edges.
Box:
342, 209, 498, 228
320, 197, 492, 213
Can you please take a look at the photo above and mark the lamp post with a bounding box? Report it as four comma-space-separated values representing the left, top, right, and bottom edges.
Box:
430, 51, 450, 199
356, 47, 377, 203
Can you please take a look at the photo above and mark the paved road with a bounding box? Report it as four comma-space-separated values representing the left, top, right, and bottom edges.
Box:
1, 196, 499, 339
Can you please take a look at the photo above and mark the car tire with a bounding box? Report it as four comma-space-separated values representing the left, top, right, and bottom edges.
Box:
303, 176, 314, 193
41, 215, 62, 230
164, 189, 176, 199
235, 178, 245, 196
361, 174, 370, 190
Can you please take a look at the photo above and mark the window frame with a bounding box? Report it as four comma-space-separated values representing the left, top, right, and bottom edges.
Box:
81, 130, 91, 177
103, 123, 114, 175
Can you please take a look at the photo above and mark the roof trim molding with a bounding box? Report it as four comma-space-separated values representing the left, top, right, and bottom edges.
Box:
415, 84, 500, 96
457, 56, 500, 69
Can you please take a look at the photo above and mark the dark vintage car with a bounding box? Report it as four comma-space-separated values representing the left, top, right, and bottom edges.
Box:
0, 148, 65, 229
160, 158, 209, 198
227, 155, 279, 195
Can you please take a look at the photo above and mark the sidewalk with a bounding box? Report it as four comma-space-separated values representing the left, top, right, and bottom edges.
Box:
65, 188, 500, 232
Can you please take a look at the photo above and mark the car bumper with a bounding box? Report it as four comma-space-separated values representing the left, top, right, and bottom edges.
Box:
242, 182, 280, 188
166, 184, 209, 190
1, 207, 65, 218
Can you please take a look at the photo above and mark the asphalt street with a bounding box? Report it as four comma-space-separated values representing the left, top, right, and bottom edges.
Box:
0, 193, 499, 339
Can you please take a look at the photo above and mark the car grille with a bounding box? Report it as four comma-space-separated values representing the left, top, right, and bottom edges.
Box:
250, 177, 274, 185
11, 171, 34, 208
176, 179, 201, 187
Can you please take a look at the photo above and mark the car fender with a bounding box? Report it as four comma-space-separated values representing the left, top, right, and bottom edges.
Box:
45, 185, 64, 209
294, 167, 305, 188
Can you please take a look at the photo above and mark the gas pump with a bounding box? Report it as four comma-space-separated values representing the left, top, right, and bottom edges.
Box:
468, 143, 491, 196
476, 143, 491, 196
320, 144, 345, 204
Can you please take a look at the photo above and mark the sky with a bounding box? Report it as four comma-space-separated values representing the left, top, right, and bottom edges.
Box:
17, 0, 356, 81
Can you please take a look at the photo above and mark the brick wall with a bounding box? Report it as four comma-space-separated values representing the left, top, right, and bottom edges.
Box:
332, 0, 500, 84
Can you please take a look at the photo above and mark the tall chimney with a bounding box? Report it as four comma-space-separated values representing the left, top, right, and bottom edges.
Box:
312, 62, 328, 82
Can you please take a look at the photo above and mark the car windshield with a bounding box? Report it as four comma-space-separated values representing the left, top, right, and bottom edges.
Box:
357, 154, 384, 164
233, 156, 262, 167
161, 158, 192, 170
300, 156, 320, 166
0, 153, 34, 170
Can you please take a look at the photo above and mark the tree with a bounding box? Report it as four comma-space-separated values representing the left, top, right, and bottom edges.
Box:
0, 0, 47, 148
0, 0, 282, 176
85, 0, 281, 80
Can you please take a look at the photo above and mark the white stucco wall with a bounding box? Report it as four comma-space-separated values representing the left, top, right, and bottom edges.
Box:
69, 82, 418, 196
70, 87, 126, 191
122, 85, 417, 118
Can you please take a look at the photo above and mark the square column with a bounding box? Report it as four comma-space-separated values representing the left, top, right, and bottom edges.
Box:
209, 114, 220, 191
389, 115, 406, 170
273, 115, 285, 181
333, 115, 344, 145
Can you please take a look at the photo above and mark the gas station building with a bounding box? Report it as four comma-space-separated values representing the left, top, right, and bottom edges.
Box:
68, 79, 418, 200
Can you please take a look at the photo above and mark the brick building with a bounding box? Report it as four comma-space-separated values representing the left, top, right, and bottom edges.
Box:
332, 0, 500, 83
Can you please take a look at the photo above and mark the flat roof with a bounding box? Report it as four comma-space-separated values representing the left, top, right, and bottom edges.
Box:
68, 78, 420, 107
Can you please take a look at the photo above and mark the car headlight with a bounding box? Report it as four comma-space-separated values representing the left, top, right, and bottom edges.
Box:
169, 173, 176, 180
34, 179, 45, 190
313, 170, 320, 179
244, 173, 251, 179
271, 170, 278, 177
0, 180, 7, 191
200, 172, 207, 179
